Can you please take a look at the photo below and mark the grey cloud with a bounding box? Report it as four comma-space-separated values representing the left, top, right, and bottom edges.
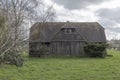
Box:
52, 0, 109, 10
110, 27, 120, 33
97, 8, 120, 33
98, 19, 120, 33
97, 8, 120, 23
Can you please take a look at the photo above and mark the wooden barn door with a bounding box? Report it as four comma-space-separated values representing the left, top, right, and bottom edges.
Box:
66, 42, 71, 56
64, 41, 83, 56
68, 41, 85, 56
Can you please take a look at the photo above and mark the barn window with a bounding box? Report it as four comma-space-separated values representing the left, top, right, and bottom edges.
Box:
42, 42, 50, 47
61, 28, 75, 33
45, 42, 50, 47
71, 28, 75, 32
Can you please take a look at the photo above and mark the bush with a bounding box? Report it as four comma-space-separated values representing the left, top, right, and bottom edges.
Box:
0, 53, 24, 67
29, 44, 49, 57
84, 43, 108, 58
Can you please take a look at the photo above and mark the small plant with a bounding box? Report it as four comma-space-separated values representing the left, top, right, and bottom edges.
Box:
1, 53, 24, 67
38, 45, 49, 57
84, 43, 108, 58
29, 44, 49, 57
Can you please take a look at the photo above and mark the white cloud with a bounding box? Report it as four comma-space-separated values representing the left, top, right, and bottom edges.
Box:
88, 0, 120, 11
105, 29, 120, 40
43, 0, 54, 6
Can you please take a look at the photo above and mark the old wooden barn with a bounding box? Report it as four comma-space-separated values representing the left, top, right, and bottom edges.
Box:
29, 22, 106, 57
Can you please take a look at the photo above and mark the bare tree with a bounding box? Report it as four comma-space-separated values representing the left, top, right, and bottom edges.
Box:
0, 0, 55, 66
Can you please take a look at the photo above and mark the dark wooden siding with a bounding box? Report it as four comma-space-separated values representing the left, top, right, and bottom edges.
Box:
51, 41, 85, 56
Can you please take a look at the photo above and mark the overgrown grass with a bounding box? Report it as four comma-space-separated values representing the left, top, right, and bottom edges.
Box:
0, 50, 120, 80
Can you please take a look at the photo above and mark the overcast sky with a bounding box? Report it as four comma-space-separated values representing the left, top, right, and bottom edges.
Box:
43, 0, 120, 40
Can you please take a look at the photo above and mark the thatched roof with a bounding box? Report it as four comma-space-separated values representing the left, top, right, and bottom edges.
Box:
30, 22, 106, 43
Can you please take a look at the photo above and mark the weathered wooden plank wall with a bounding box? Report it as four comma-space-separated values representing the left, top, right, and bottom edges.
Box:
51, 41, 85, 56
29, 41, 85, 57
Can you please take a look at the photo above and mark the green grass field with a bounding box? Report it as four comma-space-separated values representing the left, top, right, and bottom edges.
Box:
0, 50, 120, 80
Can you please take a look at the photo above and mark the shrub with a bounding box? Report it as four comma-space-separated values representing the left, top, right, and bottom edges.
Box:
0, 53, 24, 67
84, 43, 108, 58
29, 44, 49, 57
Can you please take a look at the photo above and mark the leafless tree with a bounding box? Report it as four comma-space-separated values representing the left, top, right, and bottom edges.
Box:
0, 0, 55, 66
